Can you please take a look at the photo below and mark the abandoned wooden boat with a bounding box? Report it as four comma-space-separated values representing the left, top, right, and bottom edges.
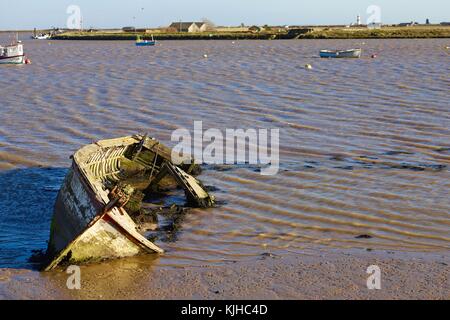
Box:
44, 135, 214, 271
136, 35, 156, 46
0, 41, 25, 64
319, 48, 362, 58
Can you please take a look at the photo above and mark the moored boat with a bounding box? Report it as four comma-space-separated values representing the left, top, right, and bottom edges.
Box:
0, 41, 26, 64
136, 35, 156, 46
31, 34, 51, 40
44, 134, 214, 270
320, 48, 362, 58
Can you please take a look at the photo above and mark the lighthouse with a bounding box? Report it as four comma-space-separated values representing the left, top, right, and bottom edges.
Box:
357, 14, 361, 25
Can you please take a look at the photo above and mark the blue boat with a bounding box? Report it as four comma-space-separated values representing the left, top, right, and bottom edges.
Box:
136, 35, 156, 46
320, 48, 362, 58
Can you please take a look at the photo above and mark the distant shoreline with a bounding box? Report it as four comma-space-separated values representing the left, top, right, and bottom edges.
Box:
2, 25, 450, 40
21, 26, 450, 40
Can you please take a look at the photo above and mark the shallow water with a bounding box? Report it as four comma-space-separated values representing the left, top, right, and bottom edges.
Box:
0, 37, 449, 269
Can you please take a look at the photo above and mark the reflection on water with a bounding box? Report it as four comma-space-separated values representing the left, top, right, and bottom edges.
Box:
0, 37, 449, 268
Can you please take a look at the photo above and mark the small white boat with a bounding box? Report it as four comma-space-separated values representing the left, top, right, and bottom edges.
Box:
0, 41, 25, 64
31, 33, 51, 40
320, 48, 362, 58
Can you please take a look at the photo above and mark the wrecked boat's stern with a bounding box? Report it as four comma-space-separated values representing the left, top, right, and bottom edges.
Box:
46, 168, 162, 271
47, 167, 103, 256
45, 136, 165, 270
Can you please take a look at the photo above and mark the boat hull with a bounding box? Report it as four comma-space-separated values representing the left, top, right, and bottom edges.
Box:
136, 41, 156, 46
320, 49, 362, 58
0, 55, 25, 64
1, 43, 25, 64
32, 35, 50, 40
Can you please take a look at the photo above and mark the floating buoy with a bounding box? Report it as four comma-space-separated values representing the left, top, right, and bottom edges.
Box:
371, 54, 377, 58
203, 54, 208, 58
305, 64, 312, 70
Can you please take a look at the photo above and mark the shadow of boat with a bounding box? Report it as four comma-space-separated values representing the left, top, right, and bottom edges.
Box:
0, 167, 66, 270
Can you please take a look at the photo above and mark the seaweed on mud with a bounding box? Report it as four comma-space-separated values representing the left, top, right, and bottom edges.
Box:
355, 234, 373, 239
113, 159, 215, 242
202, 164, 235, 172
384, 150, 414, 156
329, 154, 346, 161
189, 165, 202, 176
212, 199, 228, 207
137, 186, 224, 243
143, 204, 190, 243
391, 163, 447, 172
434, 147, 450, 153
335, 166, 354, 170
321, 152, 448, 172
203, 185, 221, 192
28, 249, 49, 270
357, 155, 379, 160
305, 160, 320, 165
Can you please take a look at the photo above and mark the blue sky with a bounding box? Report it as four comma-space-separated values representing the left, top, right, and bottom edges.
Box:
0, 0, 448, 30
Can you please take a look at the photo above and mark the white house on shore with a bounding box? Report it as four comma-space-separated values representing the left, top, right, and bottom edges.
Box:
169, 22, 213, 32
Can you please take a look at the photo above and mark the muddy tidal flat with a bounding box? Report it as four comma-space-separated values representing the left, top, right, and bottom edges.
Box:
1, 249, 448, 300
0, 37, 449, 299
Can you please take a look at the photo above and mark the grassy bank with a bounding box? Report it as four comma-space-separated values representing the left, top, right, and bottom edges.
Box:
50, 26, 450, 41
299, 26, 450, 39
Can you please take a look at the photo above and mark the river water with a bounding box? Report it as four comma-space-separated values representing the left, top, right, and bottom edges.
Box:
0, 37, 449, 269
